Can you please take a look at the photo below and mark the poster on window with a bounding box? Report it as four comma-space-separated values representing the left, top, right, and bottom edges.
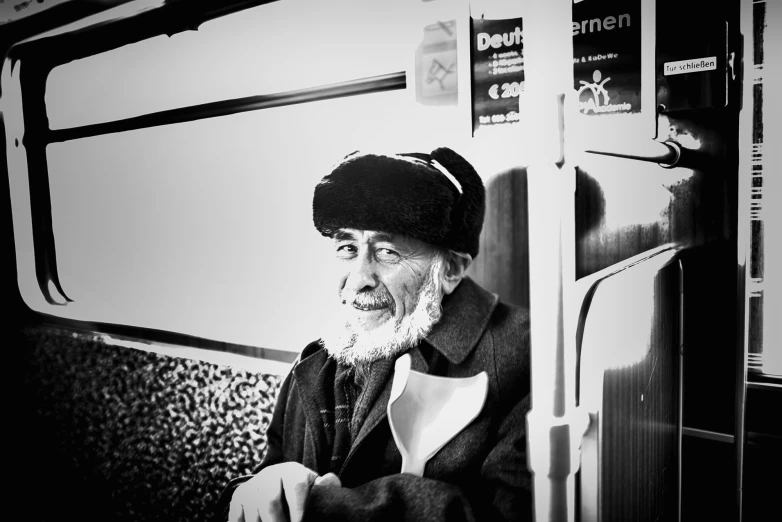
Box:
573, 0, 641, 115
470, 16, 524, 134
415, 20, 459, 106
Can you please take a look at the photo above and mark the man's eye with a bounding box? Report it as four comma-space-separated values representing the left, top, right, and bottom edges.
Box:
376, 248, 400, 261
336, 244, 356, 257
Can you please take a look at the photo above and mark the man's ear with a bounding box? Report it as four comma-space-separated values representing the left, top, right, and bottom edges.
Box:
441, 251, 473, 295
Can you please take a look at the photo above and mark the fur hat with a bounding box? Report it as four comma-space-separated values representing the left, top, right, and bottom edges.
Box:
312, 147, 485, 258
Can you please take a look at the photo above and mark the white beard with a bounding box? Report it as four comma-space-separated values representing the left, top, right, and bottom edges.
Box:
319, 255, 444, 367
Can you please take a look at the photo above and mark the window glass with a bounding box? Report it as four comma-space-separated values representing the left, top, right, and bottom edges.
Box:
45, 0, 414, 129
44, 89, 424, 352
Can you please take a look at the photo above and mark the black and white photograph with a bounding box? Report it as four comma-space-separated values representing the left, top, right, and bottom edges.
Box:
1, 0, 780, 521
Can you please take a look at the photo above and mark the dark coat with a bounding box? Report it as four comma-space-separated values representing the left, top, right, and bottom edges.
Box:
218, 277, 532, 521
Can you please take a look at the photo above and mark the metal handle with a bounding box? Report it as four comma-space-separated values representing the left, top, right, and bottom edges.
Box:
585, 140, 682, 168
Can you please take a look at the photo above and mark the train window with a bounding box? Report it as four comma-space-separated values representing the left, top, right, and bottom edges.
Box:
13, 0, 476, 360
43, 91, 418, 353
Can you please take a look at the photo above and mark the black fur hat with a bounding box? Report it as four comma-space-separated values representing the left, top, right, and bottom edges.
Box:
312, 147, 485, 258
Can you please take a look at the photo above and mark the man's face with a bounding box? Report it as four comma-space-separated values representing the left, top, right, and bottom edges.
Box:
334, 229, 438, 331
319, 228, 445, 366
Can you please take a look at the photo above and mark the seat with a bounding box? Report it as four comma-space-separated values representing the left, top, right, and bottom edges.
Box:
577, 249, 682, 522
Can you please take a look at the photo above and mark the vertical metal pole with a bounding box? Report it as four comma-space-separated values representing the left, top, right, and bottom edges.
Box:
734, 0, 760, 519
678, 259, 685, 522
523, 1, 586, 521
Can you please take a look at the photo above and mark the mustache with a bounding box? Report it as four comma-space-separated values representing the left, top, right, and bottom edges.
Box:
341, 289, 394, 311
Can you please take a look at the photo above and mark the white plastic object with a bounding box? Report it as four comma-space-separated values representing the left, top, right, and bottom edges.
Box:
387, 353, 489, 477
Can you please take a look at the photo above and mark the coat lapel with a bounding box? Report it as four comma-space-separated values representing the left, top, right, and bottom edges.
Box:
339, 347, 429, 474
292, 346, 334, 473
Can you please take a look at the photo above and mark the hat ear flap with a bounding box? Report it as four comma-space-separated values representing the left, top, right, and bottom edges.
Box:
430, 148, 485, 257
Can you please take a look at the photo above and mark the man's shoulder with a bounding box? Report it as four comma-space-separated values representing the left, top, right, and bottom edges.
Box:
487, 299, 530, 351
485, 299, 531, 398
491, 299, 530, 330
453, 277, 530, 352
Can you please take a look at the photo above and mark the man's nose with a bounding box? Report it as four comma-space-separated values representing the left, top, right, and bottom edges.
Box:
344, 253, 378, 294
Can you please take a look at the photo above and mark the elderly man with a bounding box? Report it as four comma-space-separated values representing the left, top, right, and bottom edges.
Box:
220, 147, 531, 521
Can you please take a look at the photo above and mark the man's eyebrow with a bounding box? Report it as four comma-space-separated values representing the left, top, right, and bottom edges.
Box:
333, 230, 401, 244
333, 230, 357, 241
371, 232, 396, 243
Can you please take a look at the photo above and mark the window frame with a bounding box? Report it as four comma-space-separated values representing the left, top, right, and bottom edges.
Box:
2, 0, 406, 362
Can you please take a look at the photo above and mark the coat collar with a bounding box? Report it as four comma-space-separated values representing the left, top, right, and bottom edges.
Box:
424, 276, 499, 364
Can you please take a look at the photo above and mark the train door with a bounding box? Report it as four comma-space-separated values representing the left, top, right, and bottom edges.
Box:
504, 1, 780, 522
465, 0, 777, 521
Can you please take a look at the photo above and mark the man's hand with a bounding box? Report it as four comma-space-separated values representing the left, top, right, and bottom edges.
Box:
228, 462, 341, 522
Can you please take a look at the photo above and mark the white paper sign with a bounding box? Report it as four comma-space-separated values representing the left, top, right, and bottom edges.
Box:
663, 56, 717, 76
